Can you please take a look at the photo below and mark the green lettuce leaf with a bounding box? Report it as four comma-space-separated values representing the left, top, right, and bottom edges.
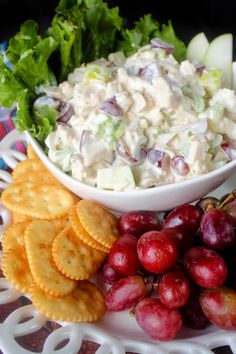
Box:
0, 53, 26, 108
33, 104, 58, 141
14, 89, 34, 132
6, 20, 40, 65
55, 0, 84, 16
0, 0, 187, 143
13, 37, 58, 92
49, 0, 123, 80
117, 14, 159, 56
48, 0, 86, 81
48, 16, 79, 81
15, 89, 57, 143
118, 16, 186, 61
154, 21, 187, 61
82, 0, 122, 62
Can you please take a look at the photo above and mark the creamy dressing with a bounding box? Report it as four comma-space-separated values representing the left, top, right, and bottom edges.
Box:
43, 41, 236, 191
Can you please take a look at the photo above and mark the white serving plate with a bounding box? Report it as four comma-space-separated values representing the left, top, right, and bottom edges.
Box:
1, 130, 236, 354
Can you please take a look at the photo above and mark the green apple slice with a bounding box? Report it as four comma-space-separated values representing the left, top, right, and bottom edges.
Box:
97, 165, 135, 191
187, 32, 209, 64
204, 33, 233, 89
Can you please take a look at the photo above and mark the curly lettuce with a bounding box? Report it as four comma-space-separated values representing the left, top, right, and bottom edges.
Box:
0, 0, 187, 143
117, 15, 186, 61
15, 89, 57, 142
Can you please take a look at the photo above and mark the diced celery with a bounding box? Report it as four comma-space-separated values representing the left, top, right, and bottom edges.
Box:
208, 104, 224, 131
160, 107, 171, 122
181, 141, 190, 157
156, 49, 166, 60
52, 149, 73, 172
211, 134, 223, 148
193, 95, 205, 113
98, 116, 125, 148
114, 120, 125, 140
199, 69, 222, 96
187, 131, 193, 137
157, 127, 166, 135
207, 146, 215, 154
212, 149, 229, 167
84, 62, 109, 82
182, 85, 192, 96
207, 135, 223, 154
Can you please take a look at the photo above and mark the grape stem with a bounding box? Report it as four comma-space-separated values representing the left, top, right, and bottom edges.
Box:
219, 189, 236, 209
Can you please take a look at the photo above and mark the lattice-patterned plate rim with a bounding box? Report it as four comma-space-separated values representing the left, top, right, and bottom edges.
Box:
1, 129, 236, 354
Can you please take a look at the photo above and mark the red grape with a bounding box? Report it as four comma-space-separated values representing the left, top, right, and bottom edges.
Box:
147, 149, 170, 170
195, 196, 220, 213
150, 38, 175, 53
221, 198, 236, 227
183, 246, 228, 288
224, 256, 236, 290
162, 227, 194, 255
162, 204, 202, 235
101, 262, 123, 285
118, 211, 161, 237
137, 231, 179, 274
158, 268, 191, 309
200, 287, 236, 330
98, 97, 123, 117
108, 234, 141, 276
134, 297, 182, 340
181, 285, 210, 330
105, 275, 147, 311
171, 155, 190, 175
199, 209, 235, 250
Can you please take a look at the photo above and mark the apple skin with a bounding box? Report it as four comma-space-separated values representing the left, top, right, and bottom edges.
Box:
187, 32, 233, 89
204, 33, 233, 88
187, 32, 209, 64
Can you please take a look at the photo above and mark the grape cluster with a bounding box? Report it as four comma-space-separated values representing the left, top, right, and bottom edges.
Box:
101, 192, 236, 341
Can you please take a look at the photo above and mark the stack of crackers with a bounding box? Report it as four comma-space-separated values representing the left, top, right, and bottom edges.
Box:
0, 145, 119, 322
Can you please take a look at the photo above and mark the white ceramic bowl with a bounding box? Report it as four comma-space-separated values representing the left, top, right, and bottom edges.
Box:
26, 131, 236, 213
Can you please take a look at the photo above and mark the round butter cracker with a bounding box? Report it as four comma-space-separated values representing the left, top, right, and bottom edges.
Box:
2, 181, 74, 219
24, 220, 76, 297
30, 280, 106, 322
52, 226, 106, 280
77, 200, 119, 249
